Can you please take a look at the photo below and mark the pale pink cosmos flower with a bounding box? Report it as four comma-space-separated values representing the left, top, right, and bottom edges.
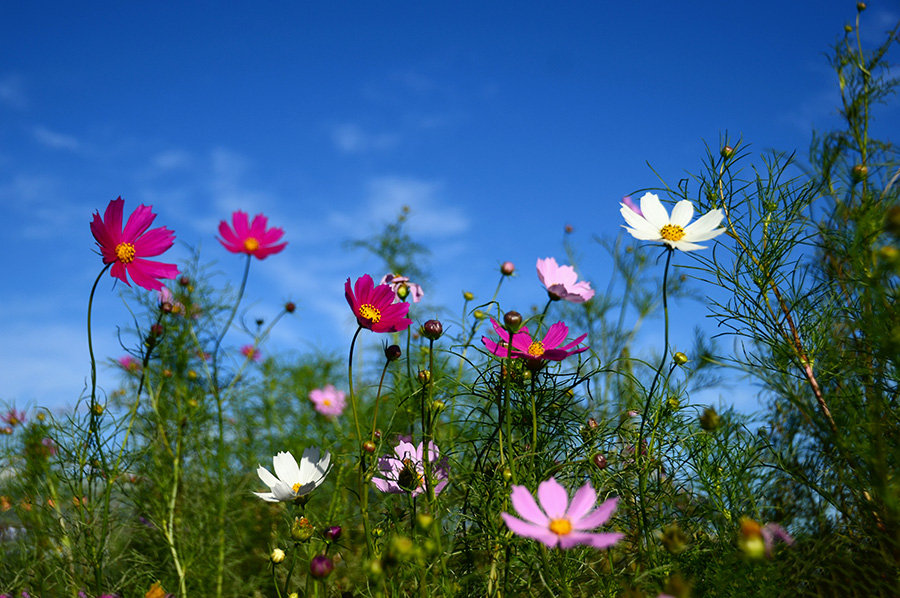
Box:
501, 477, 623, 549
90, 197, 179, 291
372, 440, 449, 497
308, 385, 346, 417
536, 257, 595, 303
761, 522, 794, 556
379, 273, 424, 303
157, 286, 185, 315
218, 211, 287, 259
118, 355, 141, 373
1, 409, 25, 427
241, 345, 261, 362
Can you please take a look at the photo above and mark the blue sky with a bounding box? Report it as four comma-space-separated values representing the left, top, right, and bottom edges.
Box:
1, 1, 898, 412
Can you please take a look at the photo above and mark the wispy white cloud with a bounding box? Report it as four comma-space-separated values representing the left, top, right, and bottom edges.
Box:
0, 74, 27, 109
32, 126, 81, 151
152, 149, 194, 171
331, 123, 399, 154
358, 176, 468, 238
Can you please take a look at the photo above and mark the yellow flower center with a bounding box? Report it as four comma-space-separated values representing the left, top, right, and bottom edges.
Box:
549, 518, 572, 536
659, 224, 685, 242
115, 242, 136, 264
359, 304, 382, 323
292, 482, 302, 494
527, 341, 545, 357
244, 237, 260, 252
322, 399, 331, 406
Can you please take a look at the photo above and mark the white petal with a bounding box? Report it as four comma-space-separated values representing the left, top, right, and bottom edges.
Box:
672, 240, 706, 252
683, 209, 724, 236
669, 200, 694, 227
252, 491, 280, 502
298, 447, 320, 483
256, 465, 280, 490
623, 225, 662, 241
272, 451, 302, 486
685, 226, 726, 243
639, 193, 670, 229
620, 204, 652, 231
271, 481, 297, 501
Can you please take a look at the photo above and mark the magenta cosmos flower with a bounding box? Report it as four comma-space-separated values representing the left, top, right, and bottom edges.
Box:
308, 385, 346, 417
482, 318, 588, 366
241, 345, 261, 362
372, 440, 449, 497
90, 197, 179, 291
1, 409, 25, 427
218, 211, 287, 259
380, 273, 424, 303
502, 477, 622, 549
536, 257, 595, 302
345, 274, 412, 333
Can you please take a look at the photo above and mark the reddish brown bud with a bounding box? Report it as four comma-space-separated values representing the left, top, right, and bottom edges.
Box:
285, 301, 296, 313
501, 261, 515, 275
592, 453, 608, 470
422, 319, 443, 340
503, 310, 523, 332
363, 441, 376, 454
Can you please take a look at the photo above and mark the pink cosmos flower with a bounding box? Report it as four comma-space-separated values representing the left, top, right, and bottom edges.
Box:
157, 286, 185, 315
118, 355, 141, 373
1, 409, 25, 427
536, 257, 595, 303
622, 195, 643, 217
482, 318, 588, 366
372, 440, 449, 497
309, 385, 346, 417
379, 273, 424, 303
241, 345, 261, 362
501, 477, 623, 549
218, 211, 287, 259
90, 197, 179, 291
345, 274, 412, 333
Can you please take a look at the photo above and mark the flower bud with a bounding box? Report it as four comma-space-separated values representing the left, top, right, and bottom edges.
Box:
285, 301, 296, 313
270, 548, 286, 564
592, 453, 608, 470
179, 276, 190, 287
501, 467, 512, 481
501, 261, 515, 275
291, 516, 315, 542
422, 319, 443, 340
503, 311, 523, 332
417, 370, 431, 384
463, 291, 474, 301
851, 164, 868, 182
565, 224, 574, 234
324, 525, 342, 542
720, 145, 734, 159
373, 429, 383, 440
587, 417, 599, 430
92, 403, 105, 416
673, 352, 688, 366
384, 344, 402, 361
857, 2, 866, 11
309, 554, 334, 578
700, 407, 721, 431
473, 309, 485, 320
363, 440, 377, 454
844, 24, 853, 33
396, 283, 410, 300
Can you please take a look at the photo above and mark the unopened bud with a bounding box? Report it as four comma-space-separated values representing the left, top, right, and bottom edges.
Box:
587, 417, 599, 430
463, 291, 474, 301
857, 2, 866, 11
501, 261, 515, 276
501, 467, 512, 481
291, 516, 315, 542
673, 352, 688, 366
417, 370, 431, 384
396, 283, 410, 300
384, 344, 402, 361
473, 309, 485, 320
373, 429, 383, 440
851, 164, 868, 182
324, 525, 342, 542
150, 324, 164, 337
422, 319, 443, 340
309, 554, 334, 578
503, 311, 523, 332
285, 301, 296, 313
179, 276, 190, 287
270, 548, 286, 564
92, 403, 105, 416
700, 407, 721, 431
565, 224, 574, 234
592, 453, 608, 470
363, 441, 377, 454
844, 24, 854, 33
721, 145, 734, 159
431, 400, 445, 412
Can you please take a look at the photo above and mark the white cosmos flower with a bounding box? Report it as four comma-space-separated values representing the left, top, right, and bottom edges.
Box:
620, 192, 726, 252
253, 448, 330, 503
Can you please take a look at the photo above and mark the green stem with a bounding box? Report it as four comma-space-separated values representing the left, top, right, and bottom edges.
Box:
347, 326, 373, 556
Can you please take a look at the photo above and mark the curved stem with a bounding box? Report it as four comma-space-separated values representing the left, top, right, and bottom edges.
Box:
637, 246, 673, 554
212, 253, 252, 385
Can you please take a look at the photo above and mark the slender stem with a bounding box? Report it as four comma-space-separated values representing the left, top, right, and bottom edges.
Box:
371, 359, 392, 440
212, 253, 252, 384
347, 326, 373, 556
636, 246, 673, 553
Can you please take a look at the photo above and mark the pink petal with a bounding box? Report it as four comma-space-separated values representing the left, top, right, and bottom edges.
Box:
565, 482, 598, 522
509, 485, 549, 526
558, 531, 623, 550
110, 261, 131, 286
133, 226, 175, 257
501, 513, 559, 547
574, 497, 618, 529
251, 242, 287, 259
248, 213, 269, 238
489, 318, 511, 343
371, 477, 399, 493
218, 220, 241, 247
122, 204, 157, 241
103, 197, 124, 237
260, 227, 285, 244
231, 211, 250, 238
510, 330, 535, 354
536, 257, 557, 286
537, 478, 569, 519
354, 274, 375, 304
542, 322, 569, 350
344, 278, 357, 310
90, 212, 116, 251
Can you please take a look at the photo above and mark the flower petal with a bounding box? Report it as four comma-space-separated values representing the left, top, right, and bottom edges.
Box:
272, 451, 302, 487
256, 465, 280, 490
501, 513, 559, 547
669, 200, 694, 227
574, 496, 618, 529
558, 531, 623, 550
638, 193, 670, 230
565, 482, 597, 522
509, 484, 549, 526
541, 322, 569, 350
536, 478, 569, 519
122, 204, 157, 241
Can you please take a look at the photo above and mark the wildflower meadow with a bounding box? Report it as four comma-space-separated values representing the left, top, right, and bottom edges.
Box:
1, 6, 899, 598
